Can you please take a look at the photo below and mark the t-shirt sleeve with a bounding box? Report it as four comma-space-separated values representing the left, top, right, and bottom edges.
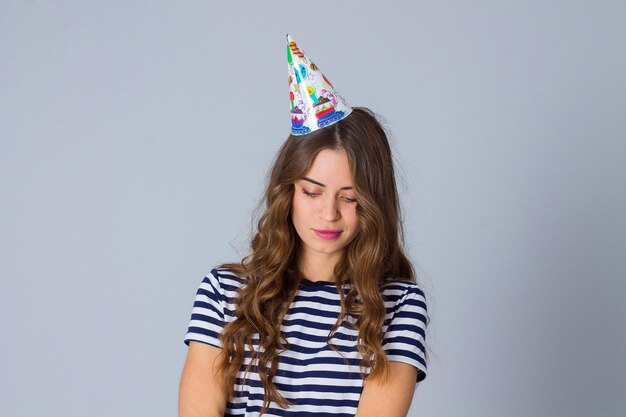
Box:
383, 283, 429, 383
183, 268, 226, 349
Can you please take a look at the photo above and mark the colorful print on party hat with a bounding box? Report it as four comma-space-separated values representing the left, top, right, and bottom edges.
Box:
286, 34, 352, 136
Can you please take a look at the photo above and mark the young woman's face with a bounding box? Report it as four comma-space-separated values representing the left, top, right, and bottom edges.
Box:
291, 148, 360, 263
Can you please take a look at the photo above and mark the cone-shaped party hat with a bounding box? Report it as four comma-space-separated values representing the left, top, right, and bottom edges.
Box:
286, 34, 352, 135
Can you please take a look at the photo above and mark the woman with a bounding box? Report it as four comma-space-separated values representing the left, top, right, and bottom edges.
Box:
179, 36, 429, 417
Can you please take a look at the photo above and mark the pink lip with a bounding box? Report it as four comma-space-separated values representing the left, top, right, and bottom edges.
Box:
314, 229, 342, 240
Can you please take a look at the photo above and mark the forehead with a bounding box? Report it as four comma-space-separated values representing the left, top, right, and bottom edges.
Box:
301, 149, 353, 186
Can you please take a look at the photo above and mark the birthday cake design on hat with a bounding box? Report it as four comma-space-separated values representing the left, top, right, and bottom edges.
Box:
287, 34, 352, 135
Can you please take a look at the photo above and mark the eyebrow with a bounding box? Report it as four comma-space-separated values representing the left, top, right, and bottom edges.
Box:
301, 177, 353, 190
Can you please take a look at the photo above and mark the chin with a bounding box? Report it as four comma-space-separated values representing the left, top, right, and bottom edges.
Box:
313, 243, 346, 254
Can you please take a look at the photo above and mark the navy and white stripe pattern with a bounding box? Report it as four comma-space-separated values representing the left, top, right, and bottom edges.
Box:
184, 267, 428, 417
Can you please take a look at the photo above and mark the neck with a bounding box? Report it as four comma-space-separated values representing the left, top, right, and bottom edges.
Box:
297, 249, 341, 283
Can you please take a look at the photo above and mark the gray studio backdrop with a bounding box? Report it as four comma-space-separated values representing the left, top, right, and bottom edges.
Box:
1, 1, 625, 416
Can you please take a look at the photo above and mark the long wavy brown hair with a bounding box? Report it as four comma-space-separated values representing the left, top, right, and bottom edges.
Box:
216, 107, 422, 414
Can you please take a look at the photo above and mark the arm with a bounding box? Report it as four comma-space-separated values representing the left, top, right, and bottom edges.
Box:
357, 281, 429, 416
355, 361, 419, 417
179, 341, 228, 417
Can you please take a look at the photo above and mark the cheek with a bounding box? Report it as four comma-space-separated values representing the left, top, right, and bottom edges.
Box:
291, 196, 300, 224
343, 206, 359, 229
291, 194, 311, 224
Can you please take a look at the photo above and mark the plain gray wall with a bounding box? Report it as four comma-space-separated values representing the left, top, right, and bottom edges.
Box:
1, 1, 625, 416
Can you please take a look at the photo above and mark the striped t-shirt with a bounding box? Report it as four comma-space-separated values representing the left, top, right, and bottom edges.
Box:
184, 266, 428, 417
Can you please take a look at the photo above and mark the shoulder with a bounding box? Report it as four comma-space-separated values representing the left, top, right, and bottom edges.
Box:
199, 265, 250, 321
209, 265, 248, 292
381, 279, 427, 304
191, 265, 249, 305
380, 279, 428, 320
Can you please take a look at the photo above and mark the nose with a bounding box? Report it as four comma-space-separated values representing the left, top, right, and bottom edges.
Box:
319, 194, 340, 222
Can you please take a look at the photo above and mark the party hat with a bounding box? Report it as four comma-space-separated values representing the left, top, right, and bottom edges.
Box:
286, 34, 352, 135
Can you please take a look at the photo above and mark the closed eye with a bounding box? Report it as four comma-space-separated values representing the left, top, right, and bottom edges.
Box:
303, 189, 357, 204
302, 189, 319, 197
